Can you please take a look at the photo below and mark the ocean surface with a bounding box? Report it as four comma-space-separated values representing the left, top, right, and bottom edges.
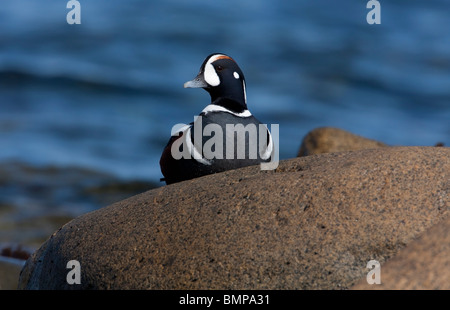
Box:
0, 0, 449, 262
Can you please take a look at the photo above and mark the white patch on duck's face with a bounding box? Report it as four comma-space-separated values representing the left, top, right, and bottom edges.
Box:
233, 71, 240, 79
203, 54, 229, 87
204, 61, 220, 87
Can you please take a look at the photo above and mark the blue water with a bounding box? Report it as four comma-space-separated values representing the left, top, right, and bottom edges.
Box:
1, 0, 449, 182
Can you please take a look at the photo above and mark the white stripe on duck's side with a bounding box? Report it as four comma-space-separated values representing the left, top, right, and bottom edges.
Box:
260, 126, 273, 161
171, 124, 212, 166
185, 126, 212, 165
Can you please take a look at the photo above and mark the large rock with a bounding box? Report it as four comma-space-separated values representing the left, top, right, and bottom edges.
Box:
18, 146, 449, 289
352, 213, 450, 290
298, 127, 387, 156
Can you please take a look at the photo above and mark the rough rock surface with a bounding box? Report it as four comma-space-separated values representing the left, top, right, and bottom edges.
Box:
18, 147, 449, 289
352, 213, 450, 290
298, 127, 387, 157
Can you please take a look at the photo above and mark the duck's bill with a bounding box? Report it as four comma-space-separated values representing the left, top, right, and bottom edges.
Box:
183, 74, 208, 88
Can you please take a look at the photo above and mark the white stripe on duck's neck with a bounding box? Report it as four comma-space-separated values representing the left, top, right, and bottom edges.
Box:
201, 104, 252, 118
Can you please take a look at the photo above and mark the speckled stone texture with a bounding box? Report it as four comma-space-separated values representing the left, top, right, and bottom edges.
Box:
18, 146, 449, 289
352, 213, 450, 290
298, 127, 387, 156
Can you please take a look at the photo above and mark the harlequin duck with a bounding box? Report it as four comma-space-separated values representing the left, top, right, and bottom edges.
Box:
160, 53, 273, 185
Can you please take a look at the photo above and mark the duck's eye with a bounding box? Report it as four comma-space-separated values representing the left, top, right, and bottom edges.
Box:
216, 65, 224, 72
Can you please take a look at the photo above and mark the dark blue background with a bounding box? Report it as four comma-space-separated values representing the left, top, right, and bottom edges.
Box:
0, 0, 449, 248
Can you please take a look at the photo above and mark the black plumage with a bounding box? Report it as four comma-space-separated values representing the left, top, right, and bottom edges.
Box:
160, 53, 273, 185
